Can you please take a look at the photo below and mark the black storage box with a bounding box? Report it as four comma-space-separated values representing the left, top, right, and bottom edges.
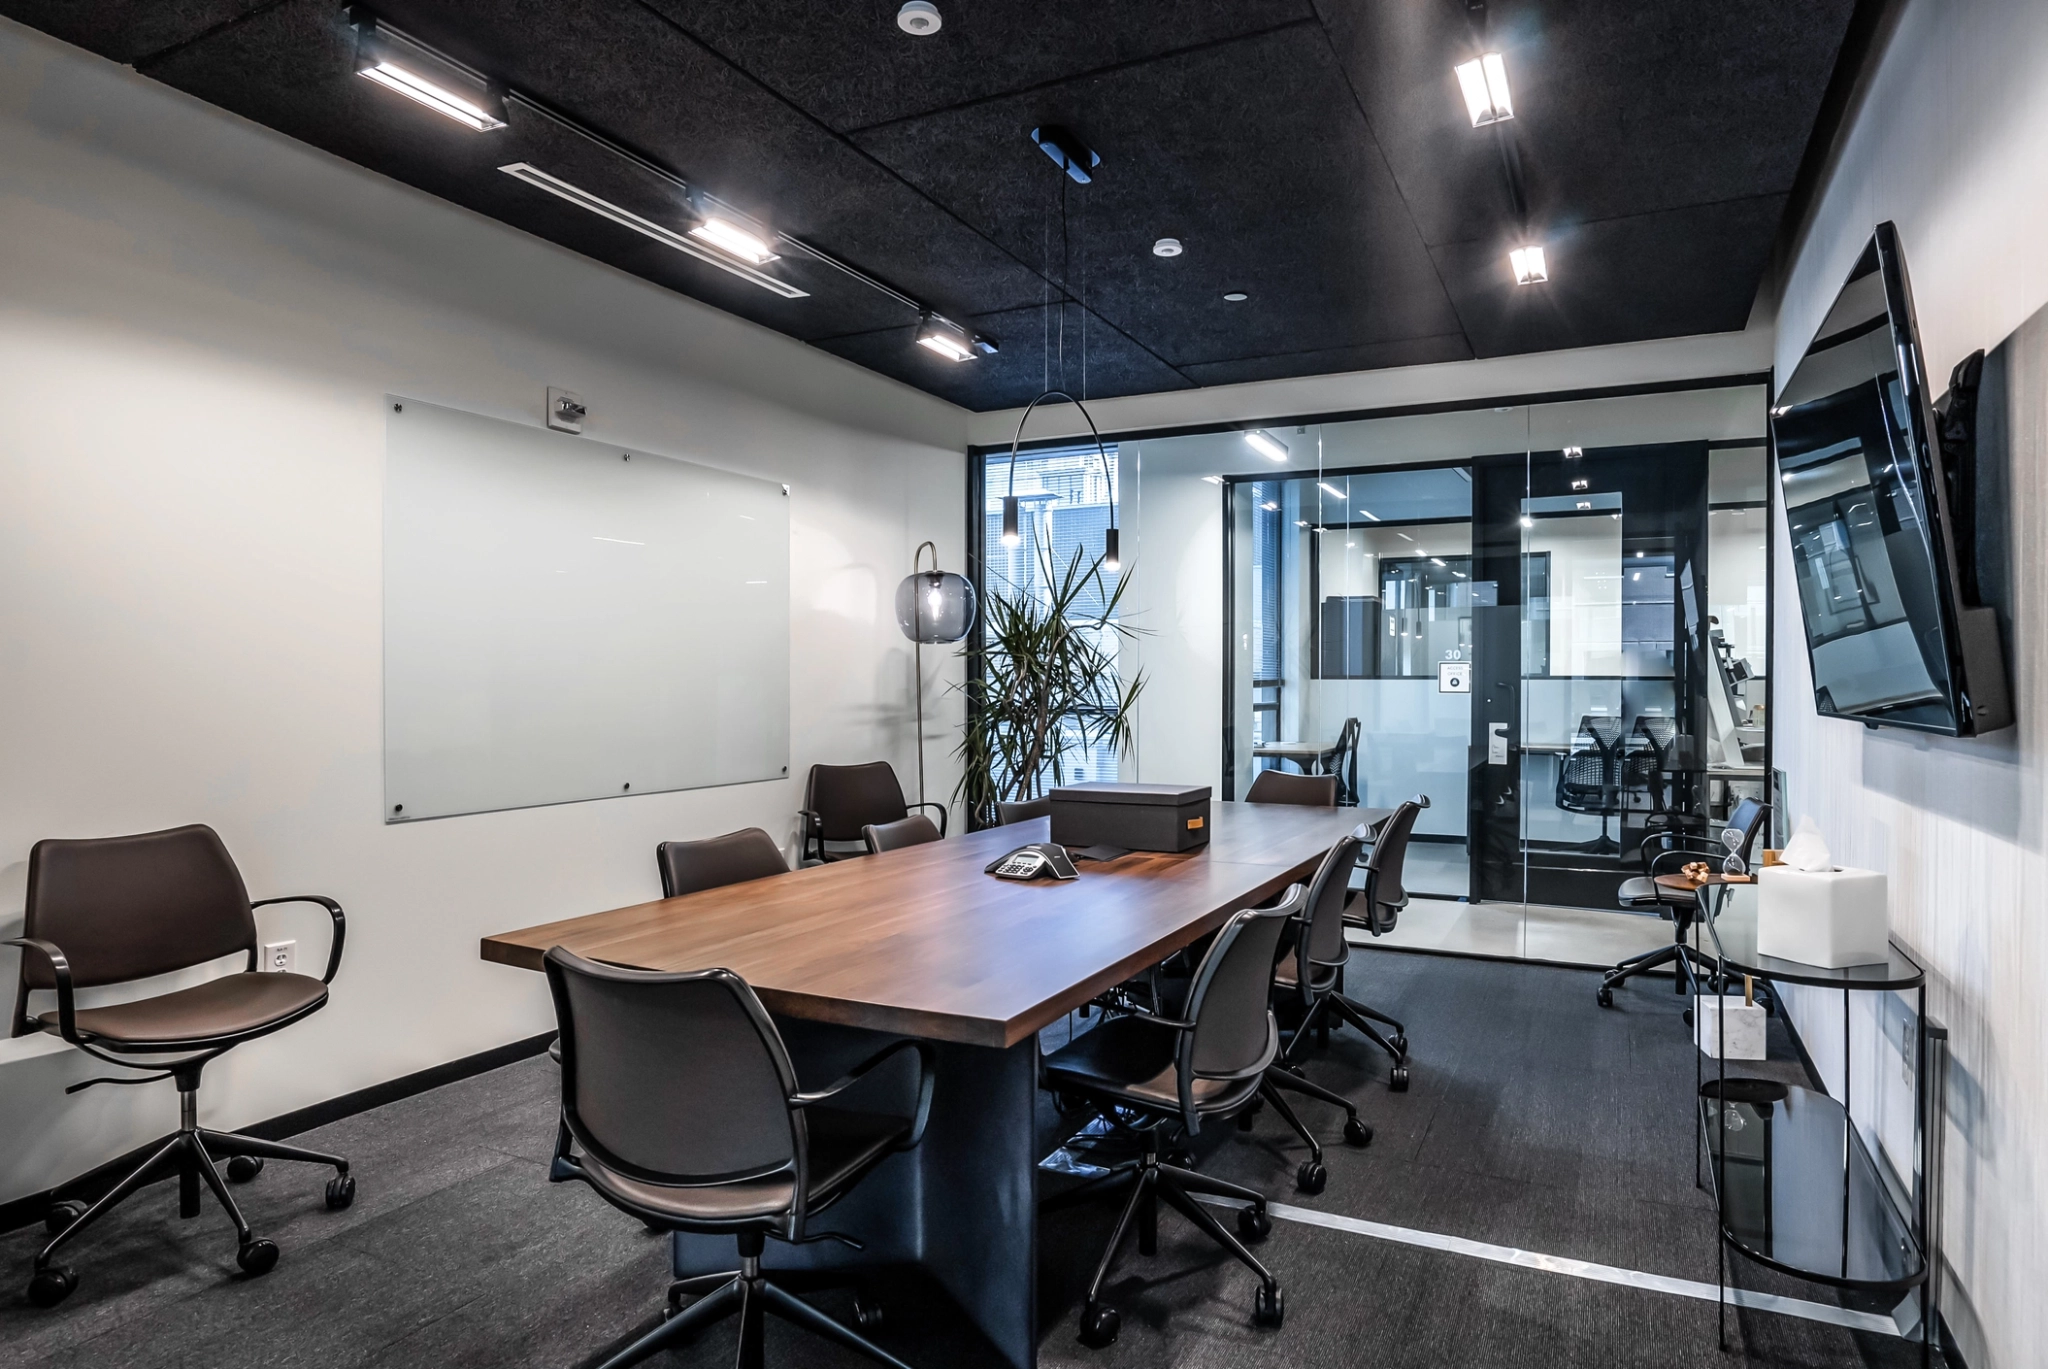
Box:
1049, 783, 1212, 854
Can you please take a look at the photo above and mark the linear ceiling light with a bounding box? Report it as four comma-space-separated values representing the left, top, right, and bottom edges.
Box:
1456, 53, 1514, 127
1317, 482, 1346, 499
915, 312, 996, 362
690, 217, 777, 265
1358, 509, 1381, 522
351, 13, 504, 130
497, 164, 807, 299
1509, 245, 1548, 285
1244, 430, 1289, 462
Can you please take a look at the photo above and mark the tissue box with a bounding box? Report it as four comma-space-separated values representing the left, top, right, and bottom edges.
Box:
1694, 995, 1767, 1060
1755, 865, 1889, 968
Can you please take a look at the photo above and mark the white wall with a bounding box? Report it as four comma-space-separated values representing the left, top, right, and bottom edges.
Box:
0, 22, 969, 1205
1768, 2, 2048, 1364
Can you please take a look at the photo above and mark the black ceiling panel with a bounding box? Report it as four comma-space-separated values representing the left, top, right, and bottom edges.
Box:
3, 0, 1864, 410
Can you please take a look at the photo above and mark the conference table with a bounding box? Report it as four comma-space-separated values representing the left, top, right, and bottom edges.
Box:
481, 801, 1381, 1369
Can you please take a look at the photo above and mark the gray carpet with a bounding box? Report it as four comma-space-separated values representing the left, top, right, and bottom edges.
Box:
0, 954, 1939, 1368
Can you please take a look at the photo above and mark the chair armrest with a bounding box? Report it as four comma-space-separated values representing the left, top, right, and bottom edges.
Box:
250, 896, 347, 984
797, 809, 825, 864
907, 802, 949, 837
1644, 848, 1716, 878
792, 1039, 938, 1151
1111, 1006, 1198, 1032
5, 937, 78, 1043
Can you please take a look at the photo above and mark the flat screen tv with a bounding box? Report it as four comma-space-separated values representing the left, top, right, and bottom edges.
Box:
1772, 222, 2010, 735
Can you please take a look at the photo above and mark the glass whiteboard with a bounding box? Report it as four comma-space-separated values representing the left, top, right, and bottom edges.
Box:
383, 398, 790, 821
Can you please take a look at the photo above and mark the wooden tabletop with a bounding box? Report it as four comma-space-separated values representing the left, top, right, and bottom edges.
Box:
480, 802, 1382, 1048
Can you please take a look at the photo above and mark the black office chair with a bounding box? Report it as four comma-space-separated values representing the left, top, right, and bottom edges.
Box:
657, 827, 789, 898
544, 948, 935, 1369
1042, 901, 1295, 1346
800, 762, 947, 864
1244, 770, 1338, 806
862, 815, 941, 854
995, 796, 1053, 825
1598, 798, 1770, 1009
1556, 715, 1627, 853
7, 824, 353, 1307
1258, 833, 1375, 1193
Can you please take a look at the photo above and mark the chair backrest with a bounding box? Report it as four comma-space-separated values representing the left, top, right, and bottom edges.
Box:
656, 828, 789, 899
1634, 715, 1677, 762
995, 796, 1052, 825
1334, 716, 1362, 803
1579, 715, 1627, 756
1294, 830, 1368, 991
863, 814, 941, 854
1723, 799, 1769, 862
805, 762, 909, 842
1181, 894, 1296, 1087
1245, 769, 1338, 807
21, 824, 254, 992
1361, 799, 1426, 930
545, 948, 801, 1191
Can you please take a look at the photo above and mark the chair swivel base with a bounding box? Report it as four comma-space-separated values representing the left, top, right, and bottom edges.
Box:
29, 1088, 351, 1308
1071, 1128, 1284, 1348
1286, 991, 1411, 1091
1247, 1071, 1372, 1193
593, 1231, 910, 1369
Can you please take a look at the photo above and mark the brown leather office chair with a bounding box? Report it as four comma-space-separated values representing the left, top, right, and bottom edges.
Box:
861, 815, 941, 854
1244, 770, 1338, 806
800, 762, 946, 863
6, 824, 353, 1307
1041, 898, 1296, 1347
995, 795, 1052, 825
544, 948, 934, 1369
657, 828, 789, 898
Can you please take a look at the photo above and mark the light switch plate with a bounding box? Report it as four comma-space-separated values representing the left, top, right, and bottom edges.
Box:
263, 940, 296, 974
546, 387, 585, 434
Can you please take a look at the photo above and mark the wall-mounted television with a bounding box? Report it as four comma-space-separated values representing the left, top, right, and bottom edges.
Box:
1772, 222, 2010, 736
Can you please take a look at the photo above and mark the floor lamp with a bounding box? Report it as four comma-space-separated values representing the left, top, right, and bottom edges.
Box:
895, 541, 977, 805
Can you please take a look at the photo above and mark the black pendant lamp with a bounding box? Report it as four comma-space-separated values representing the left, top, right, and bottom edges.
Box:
999, 391, 1118, 571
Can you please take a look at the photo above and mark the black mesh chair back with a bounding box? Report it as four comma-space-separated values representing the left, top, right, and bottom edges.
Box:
1181, 898, 1295, 1088
656, 828, 789, 899
1293, 832, 1368, 995
545, 949, 800, 1191
1245, 770, 1338, 806
996, 796, 1052, 825
19, 825, 253, 998
1634, 715, 1677, 760
1359, 799, 1426, 933
804, 762, 909, 844
862, 815, 941, 853
1723, 798, 1769, 864
1582, 714, 1627, 756
1556, 712, 1626, 817
1332, 716, 1362, 805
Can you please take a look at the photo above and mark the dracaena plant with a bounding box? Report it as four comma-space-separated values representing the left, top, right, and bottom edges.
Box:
955, 544, 1145, 829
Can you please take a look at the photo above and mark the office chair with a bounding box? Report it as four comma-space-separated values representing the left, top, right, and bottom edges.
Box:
1244, 770, 1338, 806
1328, 716, 1362, 806
862, 815, 941, 854
800, 762, 947, 863
657, 828, 789, 898
995, 795, 1052, 825
1598, 798, 1770, 1009
6, 824, 353, 1308
544, 948, 935, 1369
1257, 832, 1375, 1193
1555, 715, 1628, 853
1043, 897, 1294, 1346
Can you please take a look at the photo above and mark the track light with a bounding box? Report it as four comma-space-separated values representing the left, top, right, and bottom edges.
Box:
915, 312, 995, 362
1001, 495, 1021, 546
689, 217, 777, 265
352, 13, 504, 130
1456, 53, 1514, 127
1244, 430, 1289, 462
1510, 246, 1548, 285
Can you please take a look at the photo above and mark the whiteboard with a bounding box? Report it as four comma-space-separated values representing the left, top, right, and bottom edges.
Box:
383, 398, 790, 822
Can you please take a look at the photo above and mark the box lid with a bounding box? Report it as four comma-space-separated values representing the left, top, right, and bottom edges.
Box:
1049, 782, 1212, 807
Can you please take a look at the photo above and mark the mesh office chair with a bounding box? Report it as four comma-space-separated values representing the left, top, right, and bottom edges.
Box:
7, 824, 353, 1308
1555, 715, 1628, 852
545, 949, 935, 1369
995, 796, 1052, 825
656, 828, 789, 899
1599, 798, 1770, 1009
800, 762, 947, 863
1244, 770, 1338, 806
1041, 900, 1296, 1347
862, 815, 941, 854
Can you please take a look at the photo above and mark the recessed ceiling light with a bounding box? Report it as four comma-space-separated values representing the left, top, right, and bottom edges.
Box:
1455, 53, 1514, 127
1635, 550, 1644, 558
1564, 445, 1583, 458
897, 1, 942, 35
1296, 520, 1310, 527
1223, 291, 1249, 302
1244, 430, 1289, 461
1261, 501, 1279, 511
690, 217, 778, 265
1317, 482, 1345, 498
1430, 557, 1447, 567
1397, 533, 1414, 542
1358, 509, 1380, 522
1510, 245, 1548, 285
353, 18, 505, 130
1571, 478, 1588, 490
1576, 500, 1592, 510
1153, 238, 1184, 257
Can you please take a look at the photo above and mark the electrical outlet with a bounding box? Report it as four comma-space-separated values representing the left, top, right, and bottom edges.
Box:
263, 940, 296, 974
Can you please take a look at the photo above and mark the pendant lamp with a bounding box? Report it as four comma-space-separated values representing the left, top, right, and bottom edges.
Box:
999, 391, 1118, 571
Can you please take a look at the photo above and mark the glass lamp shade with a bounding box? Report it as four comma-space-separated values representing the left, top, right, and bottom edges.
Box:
895, 570, 977, 644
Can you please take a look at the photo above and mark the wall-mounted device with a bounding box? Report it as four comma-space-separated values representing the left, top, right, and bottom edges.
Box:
1771, 221, 2011, 736
547, 387, 585, 434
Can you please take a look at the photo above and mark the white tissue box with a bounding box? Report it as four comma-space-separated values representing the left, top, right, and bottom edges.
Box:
1694, 995, 1766, 1060
1755, 865, 1889, 968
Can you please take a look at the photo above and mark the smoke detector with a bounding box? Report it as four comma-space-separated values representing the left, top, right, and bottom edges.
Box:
1153, 238, 1184, 257
898, 2, 942, 35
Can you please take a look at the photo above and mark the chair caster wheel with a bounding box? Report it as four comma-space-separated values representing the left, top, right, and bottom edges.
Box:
236, 1238, 279, 1277
854, 1295, 885, 1332
1079, 1299, 1120, 1347
1165, 1148, 1196, 1172
1343, 1116, 1373, 1147
325, 1175, 356, 1210
1389, 1066, 1410, 1092
226, 1156, 264, 1182
1295, 1160, 1327, 1195
28, 1265, 78, 1308
1682, 1008, 1694, 1027
1237, 1205, 1272, 1242
1253, 1281, 1285, 1328
1391, 1034, 1408, 1054
44, 1199, 86, 1237
1597, 986, 1614, 1008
